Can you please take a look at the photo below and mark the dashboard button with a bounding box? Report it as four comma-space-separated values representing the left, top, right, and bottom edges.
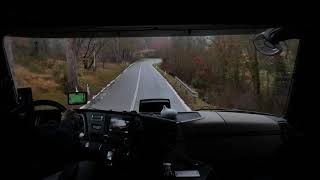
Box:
92, 124, 102, 130
91, 114, 104, 121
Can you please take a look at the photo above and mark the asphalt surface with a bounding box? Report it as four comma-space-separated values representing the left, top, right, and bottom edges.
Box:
83, 58, 190, 112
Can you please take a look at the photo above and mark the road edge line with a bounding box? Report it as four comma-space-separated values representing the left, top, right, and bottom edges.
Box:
80, 62, 135, 109
152, 64, 192, 111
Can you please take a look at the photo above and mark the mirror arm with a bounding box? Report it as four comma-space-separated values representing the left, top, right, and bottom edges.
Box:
271, 27, 303, 43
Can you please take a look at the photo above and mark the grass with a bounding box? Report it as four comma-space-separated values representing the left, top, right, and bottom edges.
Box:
14, 57, 127, 108
78, 63, 127, 97
154, 64, 211, 110
14, 64, 67, 106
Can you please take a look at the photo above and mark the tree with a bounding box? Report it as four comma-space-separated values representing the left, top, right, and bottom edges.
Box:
243, 36, 261, 96
65, 38, 79, 92
29, 39, 50, 59
48, 39, 66, 59
252, 48, 261, 95
75, 38, 106, 70
31, 40, 39, 57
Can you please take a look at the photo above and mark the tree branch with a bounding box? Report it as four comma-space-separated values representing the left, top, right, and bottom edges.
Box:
83, 38, 92, 58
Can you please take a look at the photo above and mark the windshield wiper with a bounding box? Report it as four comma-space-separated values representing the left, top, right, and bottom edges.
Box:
195, 107, 276, 116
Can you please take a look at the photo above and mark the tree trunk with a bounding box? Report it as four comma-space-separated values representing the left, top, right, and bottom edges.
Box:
93, 48, 96, 71
266, 70, 270, 96
234, 57, 240, 88
253, 49, 260, 95
87, 58, 94, 69
41, 39, 49, 56
117, 38, 121, 62
32, 40, 39, 56
65, 39, 79, 92
83, 59, 88, 69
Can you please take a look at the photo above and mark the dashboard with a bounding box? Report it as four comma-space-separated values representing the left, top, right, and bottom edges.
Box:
72, 109, 289, 180
76, 109, 287, 158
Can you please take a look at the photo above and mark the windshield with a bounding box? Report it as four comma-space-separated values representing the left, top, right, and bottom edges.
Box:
5, 33, 299, 116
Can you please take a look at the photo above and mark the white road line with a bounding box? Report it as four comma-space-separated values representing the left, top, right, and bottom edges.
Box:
130, 64, 142, 111
81, 62, 134, 109
152, 65, 191, 111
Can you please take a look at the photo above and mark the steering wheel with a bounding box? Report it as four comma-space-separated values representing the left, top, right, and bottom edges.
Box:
33, 100, 67, 112
33, 100, 67, 126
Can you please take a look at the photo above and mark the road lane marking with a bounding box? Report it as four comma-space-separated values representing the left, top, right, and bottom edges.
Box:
81, 62, 134, 109
152, 64, 191, 111
130, 64, 142, 111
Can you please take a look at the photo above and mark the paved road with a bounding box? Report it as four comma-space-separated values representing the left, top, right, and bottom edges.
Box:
83, 58, 190, 112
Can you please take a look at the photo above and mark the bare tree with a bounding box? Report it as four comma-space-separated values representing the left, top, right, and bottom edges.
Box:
109, 38, 121, 63
65, 39, 79, 92
247, 37, 261, 95
78, 38, 106, 70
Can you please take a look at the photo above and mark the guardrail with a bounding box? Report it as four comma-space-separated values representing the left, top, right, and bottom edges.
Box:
175, 76, 199, 100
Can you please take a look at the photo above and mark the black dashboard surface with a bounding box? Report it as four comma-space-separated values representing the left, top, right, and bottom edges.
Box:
77, 109, 285, 136
74, 109, 288, 180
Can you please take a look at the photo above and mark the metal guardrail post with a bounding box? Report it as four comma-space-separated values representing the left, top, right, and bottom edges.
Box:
86, 83, 90, 97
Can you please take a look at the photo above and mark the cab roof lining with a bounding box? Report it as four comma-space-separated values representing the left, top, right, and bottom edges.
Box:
4, 25, 272, 38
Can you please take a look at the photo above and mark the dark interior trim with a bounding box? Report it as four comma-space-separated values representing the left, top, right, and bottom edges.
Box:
3, 24, 274, 38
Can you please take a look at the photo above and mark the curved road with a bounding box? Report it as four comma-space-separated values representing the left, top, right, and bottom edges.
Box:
83, 58, 190, 112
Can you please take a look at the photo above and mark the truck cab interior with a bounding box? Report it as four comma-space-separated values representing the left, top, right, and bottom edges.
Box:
1, 8, 317, 180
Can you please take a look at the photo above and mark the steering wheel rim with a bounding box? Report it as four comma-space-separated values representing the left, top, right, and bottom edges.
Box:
33, 100, 67, 112
33, 100, 67, 127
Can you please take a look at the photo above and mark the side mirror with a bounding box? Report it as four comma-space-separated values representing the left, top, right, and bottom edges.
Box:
67, 92, 87, 105
253, 28, 284, 56
139, 99, 171, 113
